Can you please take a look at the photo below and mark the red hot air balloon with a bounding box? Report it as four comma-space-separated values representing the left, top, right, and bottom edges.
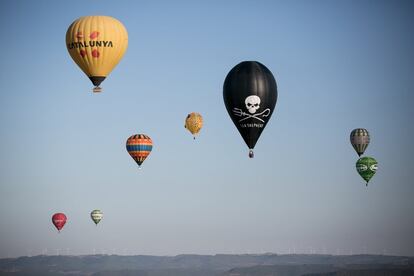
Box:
52, 213, 67, 232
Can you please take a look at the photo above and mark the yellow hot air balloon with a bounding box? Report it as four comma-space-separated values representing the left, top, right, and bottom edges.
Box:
66, 16, 128, 93
185, 112, 203, 139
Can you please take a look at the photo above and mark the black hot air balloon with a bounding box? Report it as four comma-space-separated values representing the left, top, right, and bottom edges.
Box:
223, 61, 277, 158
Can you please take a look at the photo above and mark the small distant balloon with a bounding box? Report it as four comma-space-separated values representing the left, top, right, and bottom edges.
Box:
126, 134, 153, 168
350, 128, 370, 156
185, 112, 203, 139
90, 210, 103, 225
52, 213, 67, 232
356, 156, 378, 186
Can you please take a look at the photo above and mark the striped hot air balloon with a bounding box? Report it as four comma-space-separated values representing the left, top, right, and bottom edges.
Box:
126, 134, 153, 168
350, 128, 370, 156
185, 112, 203, 139
90, 210, 103, 225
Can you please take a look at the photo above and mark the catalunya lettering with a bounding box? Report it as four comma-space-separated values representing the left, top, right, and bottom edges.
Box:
67, 40, 113, 49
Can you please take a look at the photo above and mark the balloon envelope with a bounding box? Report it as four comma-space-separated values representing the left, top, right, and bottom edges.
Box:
66, 15, 128, 92
90, 210, 103, 225
52, 213, 67, 232
356, 156, 378, 185
126, 134, 153, 167
223, 61, 277, 157
350, 128, 370, 156
185, 112, 203, 139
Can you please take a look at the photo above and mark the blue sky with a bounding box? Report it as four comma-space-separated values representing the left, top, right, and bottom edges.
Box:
0, 0, 413, 258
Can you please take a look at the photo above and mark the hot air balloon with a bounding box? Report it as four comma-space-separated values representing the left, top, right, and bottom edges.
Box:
126, 134, 153, 168
356, 156, 378, 186
52, 213, 67, 233
90, 210, 103, 225
350, 128, 370, 156
66, 16, 128, 93
185, 112, 203, 139
223, 61, 277, 158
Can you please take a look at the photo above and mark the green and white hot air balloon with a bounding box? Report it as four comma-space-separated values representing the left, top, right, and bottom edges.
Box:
356, 157, 378, 186
90, 210, 103, 225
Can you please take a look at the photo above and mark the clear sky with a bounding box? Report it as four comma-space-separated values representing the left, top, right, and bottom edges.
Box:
0, 0, 413, 258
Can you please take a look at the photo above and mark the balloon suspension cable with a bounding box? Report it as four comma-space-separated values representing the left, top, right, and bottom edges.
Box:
249, 149, 254, 158
93, 86, 102, 93
138, 165, 142, 170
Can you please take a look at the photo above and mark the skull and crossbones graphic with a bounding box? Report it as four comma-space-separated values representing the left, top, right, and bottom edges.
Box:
233, 95, 271, 123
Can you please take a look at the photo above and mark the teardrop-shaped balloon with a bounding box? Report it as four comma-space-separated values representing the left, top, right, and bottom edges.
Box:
223, 61, 277, 157
66, 16, 128, 92
126, 134, 153, 168
356, 156, 378, 185
52, 213, 67, 232
185, 112, 203, 139
350, 128, 370, 156
90, 210, 103, 225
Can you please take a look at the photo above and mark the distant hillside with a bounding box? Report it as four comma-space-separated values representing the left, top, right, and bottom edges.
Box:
224, 264, 414, 276
92, 268, 222, 276
224, 264, 338, 276
0, 254, 413, 276
305, 267, 414, 276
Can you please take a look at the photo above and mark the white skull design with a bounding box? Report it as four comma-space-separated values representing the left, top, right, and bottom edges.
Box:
245, 95, 261, 114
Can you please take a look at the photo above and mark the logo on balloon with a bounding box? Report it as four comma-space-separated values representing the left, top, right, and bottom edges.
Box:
233, 95, 271, 124
68, 30, 112, 59
357, 164, 368, 172
370, 164, 378, 171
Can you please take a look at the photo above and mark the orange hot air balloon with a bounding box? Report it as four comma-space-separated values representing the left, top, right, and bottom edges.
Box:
66, 16, 128, 93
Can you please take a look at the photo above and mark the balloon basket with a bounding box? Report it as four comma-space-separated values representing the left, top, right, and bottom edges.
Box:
93, 86, 102, 93
249, 150, 254, 158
